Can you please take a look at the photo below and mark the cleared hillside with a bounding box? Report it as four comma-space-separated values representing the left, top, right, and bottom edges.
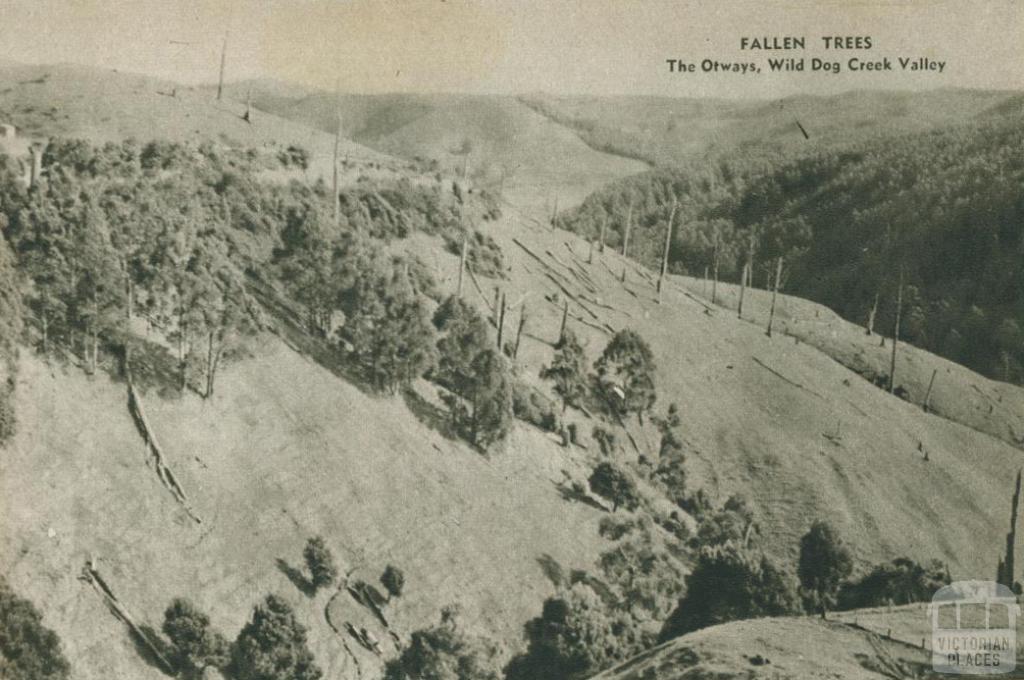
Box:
591, 613, 941, 679
226, 84, 650, 213
0, 61, 391, 179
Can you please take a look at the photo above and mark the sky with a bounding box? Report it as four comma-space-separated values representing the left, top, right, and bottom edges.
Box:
0, 0, 1021, 98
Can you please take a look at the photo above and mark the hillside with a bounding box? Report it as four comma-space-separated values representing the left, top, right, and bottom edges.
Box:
0, 61, 393, 179
3, 69, 1024, 680
223, 84, 650, 211
519, 88, 1024, 167
592, 612, 942, 679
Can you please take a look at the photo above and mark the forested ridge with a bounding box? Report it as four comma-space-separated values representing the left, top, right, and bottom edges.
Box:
555, 115, 1024, 384
0, 138, 512, 444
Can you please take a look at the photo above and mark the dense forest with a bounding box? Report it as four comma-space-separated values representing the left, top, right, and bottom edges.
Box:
555, 116, 1024, 385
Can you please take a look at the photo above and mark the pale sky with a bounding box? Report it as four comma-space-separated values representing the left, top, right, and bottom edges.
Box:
0, 0, 1021, 98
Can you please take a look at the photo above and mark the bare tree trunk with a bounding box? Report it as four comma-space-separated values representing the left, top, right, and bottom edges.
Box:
243, 88, 253, 123
558, 300, 568, 343
216, 32, 227, 101
702, 266, 708, 297
621, 197, 633, 258
333, 107, 342, 226
205, 331, 216, 398
737, 263, 749, 319
41, 313, 48, 354
866, 292, 879, 335
711, 237, 720, 305
888, 269, 903, 394
599, 213, 607, 253
456, 234, 468, 298
496, 292, 507, 351
923, 368, 937, 412
550, 196, 558, 229
656, 196, 678, 302
588, 238, 594, 264
513, 305, 527, 359
766, 257, 783, 337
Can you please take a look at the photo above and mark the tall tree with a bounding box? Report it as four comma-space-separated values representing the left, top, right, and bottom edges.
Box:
540, 329, 587, 412
797, 521, 853, 617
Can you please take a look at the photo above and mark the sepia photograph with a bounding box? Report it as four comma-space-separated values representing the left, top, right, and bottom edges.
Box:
0, 1, 1022, 678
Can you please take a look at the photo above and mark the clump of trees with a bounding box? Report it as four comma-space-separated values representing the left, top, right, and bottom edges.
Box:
837, 556, 950, 610
0, 577, 71, 680
162, 598, 231, 676
230, 595, 322, 680
540, 329, 588, 412
797, 521, 853, 617
505, 584, 648, 680
303, 536, 339, 593
659, 543, 799, 641
588, 462, 639, 512
433, 296, 514, 449
385, 607, 501, 680
593, 330, 656, 423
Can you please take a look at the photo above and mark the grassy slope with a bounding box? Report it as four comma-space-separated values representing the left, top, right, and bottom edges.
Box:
0, 61, 392, 180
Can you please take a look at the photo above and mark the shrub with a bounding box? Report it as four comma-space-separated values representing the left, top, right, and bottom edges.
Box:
591, 426, 617, 456
381, 564, 405, 601
588, 462, 639, 513
512, 382, 559, 432
162, 598, 230, 674
0, 577, 71, 680
303, 536, 338, 592
466, 349, 513, 449
230, 595, 322, 680
659, 544, 799, 641
797, 521, 853, 616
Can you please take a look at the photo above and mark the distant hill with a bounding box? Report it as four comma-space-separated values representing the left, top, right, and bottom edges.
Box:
518, 88, 1023, 167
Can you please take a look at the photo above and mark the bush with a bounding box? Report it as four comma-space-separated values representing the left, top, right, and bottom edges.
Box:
230, 595, 322, 680
162, 598, 230, 674
659, 544, 799, 641
588, 462, 639, 513
0, 577, 71, 680
512, 383, 559, 432
303, 536, 338, 592
380, 564, 405, 601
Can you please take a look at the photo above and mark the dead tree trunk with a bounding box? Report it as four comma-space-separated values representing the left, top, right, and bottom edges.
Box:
866, 292, 879, 335
766, 257, 783, 337
711, 236, 720, 305
656, 196, 678, 302
513, 306, 527, 359
997, 469, 1022, 589
496, 292, 507, 351
923, 368, 937, 413
587, 239, 594, 264
243, 88, 253, 123
737, 264, 749, 319
559, 300, 568, 343
621, 197, 633, 258
550, 196, 559, 229
702, 266, 708, 297
216, 32, 227, 101
599, 213, 607, 253
888, 270, 903, 394
456, 234, 468, 298
333, 108, 342, 226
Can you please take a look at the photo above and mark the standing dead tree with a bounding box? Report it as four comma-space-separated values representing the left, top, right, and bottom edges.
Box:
996, 469, 1022, 589
599, 213, 607, 254
865, 292, 879, 336
738, 231, 755, 319
766, 257, 783, 337
513, 305, 527, 359
333, 106, 343, 226
621, 196, 634, 259
923, 368, 938, 413
888, 269, 904, 394
456, 234, 468, 298
656, 196, 678, 303
216, 32, 228, 101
